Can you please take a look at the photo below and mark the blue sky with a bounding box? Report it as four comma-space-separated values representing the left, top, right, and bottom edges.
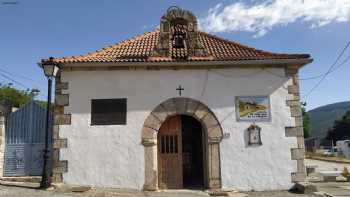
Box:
0, 0, 349, 110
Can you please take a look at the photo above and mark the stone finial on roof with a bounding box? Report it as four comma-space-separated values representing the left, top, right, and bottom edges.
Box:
153, 6, 207, 59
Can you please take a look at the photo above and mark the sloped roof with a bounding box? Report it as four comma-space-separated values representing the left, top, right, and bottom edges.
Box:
44, 30, 310, 65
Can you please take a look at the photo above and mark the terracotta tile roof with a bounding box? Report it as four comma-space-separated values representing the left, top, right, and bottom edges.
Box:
46, 30, 310, 64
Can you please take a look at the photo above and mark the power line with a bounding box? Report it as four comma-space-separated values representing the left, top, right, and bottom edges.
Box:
1, 1, 19, 5
0, 72, 29, 89
0, 67, 42, 85
326, 52, 350, 73
262, 52, 350, 81
200, 70, 209, 98
0, 71, 49, 99
213, 68, 289, 80
302, 41, 350, 100
300, 52, 350, 80
300, 73, 326, 80
211, 69, 264, 79
205, 41, 350, 102
262, 69, 287, 79
0, 66, 50, 99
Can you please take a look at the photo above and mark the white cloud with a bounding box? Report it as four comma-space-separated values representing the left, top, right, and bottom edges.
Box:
199, 0, 350, 37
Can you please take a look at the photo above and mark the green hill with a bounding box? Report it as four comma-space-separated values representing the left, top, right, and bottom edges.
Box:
308, 101, 350, 139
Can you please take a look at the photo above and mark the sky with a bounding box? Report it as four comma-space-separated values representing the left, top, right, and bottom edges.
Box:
0, 0, 350, 110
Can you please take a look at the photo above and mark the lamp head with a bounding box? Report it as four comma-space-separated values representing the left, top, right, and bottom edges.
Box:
42, 57, 60, 78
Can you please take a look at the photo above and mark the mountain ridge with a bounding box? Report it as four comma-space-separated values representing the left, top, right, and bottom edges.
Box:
308, 101, 350, 139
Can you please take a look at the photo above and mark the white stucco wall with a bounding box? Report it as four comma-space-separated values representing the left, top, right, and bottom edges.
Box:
59, 67, 297, 191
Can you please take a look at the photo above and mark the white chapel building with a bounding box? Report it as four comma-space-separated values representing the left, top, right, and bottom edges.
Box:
43, 7, 312, 191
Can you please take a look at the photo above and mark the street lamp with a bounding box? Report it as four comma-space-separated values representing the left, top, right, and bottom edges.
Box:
40, 57, 60, 189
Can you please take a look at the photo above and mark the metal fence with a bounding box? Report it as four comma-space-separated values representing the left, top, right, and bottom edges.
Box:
4, 101, 52, 177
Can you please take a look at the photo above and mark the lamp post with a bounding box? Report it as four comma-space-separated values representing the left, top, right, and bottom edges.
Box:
40, 57, 60, 189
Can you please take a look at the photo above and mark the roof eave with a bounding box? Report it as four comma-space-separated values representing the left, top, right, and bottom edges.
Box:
55, 58, 313, 71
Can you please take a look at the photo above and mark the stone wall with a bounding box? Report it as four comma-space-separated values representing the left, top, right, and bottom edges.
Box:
285, 66, 306, 182
52, 73, 69, 183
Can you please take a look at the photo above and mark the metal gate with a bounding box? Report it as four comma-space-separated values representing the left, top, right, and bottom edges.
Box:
4, 101, 52, 177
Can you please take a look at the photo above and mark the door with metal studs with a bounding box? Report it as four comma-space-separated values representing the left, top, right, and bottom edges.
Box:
157, 115, 183, 189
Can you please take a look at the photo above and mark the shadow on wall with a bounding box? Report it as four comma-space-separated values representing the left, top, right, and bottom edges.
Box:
62, 68, 290, 116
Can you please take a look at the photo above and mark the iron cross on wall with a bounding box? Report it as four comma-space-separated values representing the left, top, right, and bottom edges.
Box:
176, 85, 184, 96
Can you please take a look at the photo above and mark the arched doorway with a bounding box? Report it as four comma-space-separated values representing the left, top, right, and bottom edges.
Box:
157, 115, 205, 189
141, 97, 223, 191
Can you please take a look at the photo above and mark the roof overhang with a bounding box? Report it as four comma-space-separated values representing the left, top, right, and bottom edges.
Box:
41, 58, 313, 71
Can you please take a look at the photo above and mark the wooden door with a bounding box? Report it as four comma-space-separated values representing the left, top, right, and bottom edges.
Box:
158, 115, 183, 189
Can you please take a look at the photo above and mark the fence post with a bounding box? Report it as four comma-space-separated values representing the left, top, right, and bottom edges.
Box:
0, 113, 6, 178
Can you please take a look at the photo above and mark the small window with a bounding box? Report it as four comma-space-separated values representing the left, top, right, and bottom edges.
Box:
91, 98, 127, 125
160, 135, 178, 154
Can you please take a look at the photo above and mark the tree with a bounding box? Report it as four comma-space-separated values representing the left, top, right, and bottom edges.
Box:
326, 111, 350, 144
301, 102, 311, 138
0, 83, 39, 108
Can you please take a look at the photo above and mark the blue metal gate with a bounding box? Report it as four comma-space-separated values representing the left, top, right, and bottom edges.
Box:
4, 101, 52, 177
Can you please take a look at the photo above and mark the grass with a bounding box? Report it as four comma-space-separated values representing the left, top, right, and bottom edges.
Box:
306, 152, 350, 163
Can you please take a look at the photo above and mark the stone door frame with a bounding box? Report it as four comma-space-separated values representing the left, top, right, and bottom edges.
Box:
141, 97, 223, 191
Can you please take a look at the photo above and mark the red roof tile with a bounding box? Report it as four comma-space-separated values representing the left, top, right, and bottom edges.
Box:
46, 30, 310, 64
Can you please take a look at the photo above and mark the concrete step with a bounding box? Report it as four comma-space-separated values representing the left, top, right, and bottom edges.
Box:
0, 180, 40, 188
0, 176, 41, 183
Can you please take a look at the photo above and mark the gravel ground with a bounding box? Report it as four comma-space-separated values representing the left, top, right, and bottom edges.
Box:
1, 159, 348, 196
3, 160, 339, 197
0, 185, 209, 197
244, 191, 318, 197
305, 158, 350, 171
0, 184, 321, 197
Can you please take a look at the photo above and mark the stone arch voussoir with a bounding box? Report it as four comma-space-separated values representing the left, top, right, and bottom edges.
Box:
141, 97, 223, 190
141, 97, 223, 143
